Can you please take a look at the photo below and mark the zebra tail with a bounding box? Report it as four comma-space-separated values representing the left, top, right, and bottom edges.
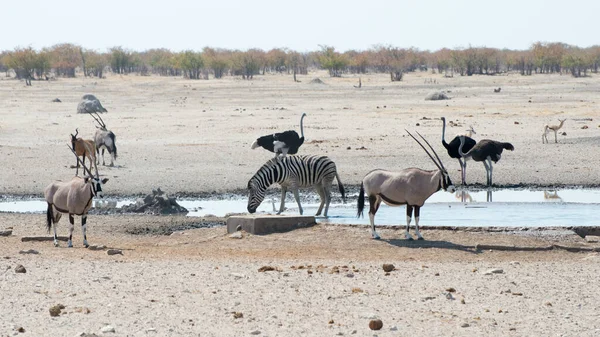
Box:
46, 203, 53, 233
335, 173, 346, 203
357, 183, 365, 218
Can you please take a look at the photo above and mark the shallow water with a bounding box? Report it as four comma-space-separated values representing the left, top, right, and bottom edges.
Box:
2, 189, 600, 227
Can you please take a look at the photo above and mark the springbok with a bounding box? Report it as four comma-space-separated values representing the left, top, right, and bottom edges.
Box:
357, 130, 455, 240
542, 119, 566, 144
88, 111, 118, 166
44, 146, 108, 247
70, 128, 97, 176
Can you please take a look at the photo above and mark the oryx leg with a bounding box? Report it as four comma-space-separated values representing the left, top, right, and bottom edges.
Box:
82, 215, 89, 248
368, 195, 382, 239
68, 214, 75, 248
292, 187, 303, 215
51, 207, 61, 247
405, 205, 414, 240
414, 206, 424, 240
277, 187, 287, 215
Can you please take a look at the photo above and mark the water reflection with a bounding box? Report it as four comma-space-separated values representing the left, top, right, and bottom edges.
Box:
455, 189, 493, 202
543, 190, 563, 202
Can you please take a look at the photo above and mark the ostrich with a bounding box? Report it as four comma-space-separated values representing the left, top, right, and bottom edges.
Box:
251, 113, 307, 157
441, 117, 477, 185
458, 136, 514, 186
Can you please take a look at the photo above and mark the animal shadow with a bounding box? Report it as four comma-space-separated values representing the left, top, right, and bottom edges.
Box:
383, 238, 479, 254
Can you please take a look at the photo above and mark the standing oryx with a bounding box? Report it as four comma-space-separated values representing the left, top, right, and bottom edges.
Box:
44, 145, 108, 248
247, 154, 345, 216
357, 130, 455, 240
70, 128, 97, 176
88, 111, 118, 166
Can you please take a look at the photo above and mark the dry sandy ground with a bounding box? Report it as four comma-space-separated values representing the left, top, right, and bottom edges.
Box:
2, 73, 600, 336
1, 71, 600, 196
1, 214, 600, 336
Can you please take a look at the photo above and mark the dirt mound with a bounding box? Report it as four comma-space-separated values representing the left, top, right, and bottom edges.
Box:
309, 78, 325, 84
119, 188, 188, 215
424, 91, 449, 101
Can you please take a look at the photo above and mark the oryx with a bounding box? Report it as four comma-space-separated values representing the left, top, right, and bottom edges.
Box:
44, 145, 108, 247
88, 111, 118, 166
357, 130, 455, 240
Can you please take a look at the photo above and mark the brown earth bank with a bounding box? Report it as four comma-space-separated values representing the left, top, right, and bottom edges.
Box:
1, 72, 600, 197
1, 213, 600, 336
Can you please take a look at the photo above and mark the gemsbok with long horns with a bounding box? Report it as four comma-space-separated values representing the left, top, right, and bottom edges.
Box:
88, 111, 118, 166
44, 145, 108, 248
247, 154, 345, 216
357, 130, 455, 240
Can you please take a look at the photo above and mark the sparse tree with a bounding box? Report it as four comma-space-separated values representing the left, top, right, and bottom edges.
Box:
318, 45, 347, 77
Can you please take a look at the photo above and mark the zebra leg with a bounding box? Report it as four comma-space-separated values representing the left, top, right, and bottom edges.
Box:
277, 187, 287, 215
82, 215, 89, 248
322, 185, 332, 217
292, 188, 303, 215
405, 205, 414, 240
315, 185, 325, 216
414, 206, 424, 240
68, 214, 75, 248
368, 195, 382, 239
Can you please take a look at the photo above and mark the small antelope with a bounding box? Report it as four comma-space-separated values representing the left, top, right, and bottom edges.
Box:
542, 119, 566, 144
70, 128, 97, 176
44, 146, 108, 247
357, 130, 455, 240
88, 112, 118, 166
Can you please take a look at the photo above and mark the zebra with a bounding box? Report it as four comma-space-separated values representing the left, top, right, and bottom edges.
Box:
247, 155, 345, 217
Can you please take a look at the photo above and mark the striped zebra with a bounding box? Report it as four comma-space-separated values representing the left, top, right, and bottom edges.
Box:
247, 155, 345, 216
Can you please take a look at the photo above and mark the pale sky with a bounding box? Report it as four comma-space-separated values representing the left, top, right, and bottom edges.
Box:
2, 0, 598, 52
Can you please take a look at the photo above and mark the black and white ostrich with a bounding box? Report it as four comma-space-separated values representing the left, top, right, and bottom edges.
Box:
251, 113, 307, 157
441, 117, 477, 185
458, 136, 514, 186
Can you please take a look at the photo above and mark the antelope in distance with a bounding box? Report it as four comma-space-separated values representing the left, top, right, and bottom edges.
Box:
357, 130, 455, 240
542, 119, 566, 144
44, 146, 108, 248
70, 128, 97, 176
88, 111, 118, 166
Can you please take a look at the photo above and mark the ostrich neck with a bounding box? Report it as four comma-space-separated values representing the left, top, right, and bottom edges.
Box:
441, 118, 447, 143
300, 115, 305, 138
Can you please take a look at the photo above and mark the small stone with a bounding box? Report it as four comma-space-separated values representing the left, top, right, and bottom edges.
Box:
509, 327, 516, 331
461, 298, 466, 304
17, 327, 25, 333
0, 230, 12, 236
250, 330, 261, 335
229, 231, 243, 239
328, 319, 334, 324
434, 272, 440, 276
509, 261, 520, 265
384, 272, 390, 276
512, 292, 523, 296
369, 319, 383, 330
545, 302, 552, 306
106, 249, 122, 256
390, 326, 398, 331
233, 312, 243, 319
514, 121, 520, 124
15, 265, 26, 273
585, 236, 600, 243
49, 304, 63, 317
484, 268, 503, 275
446, 287, 456, 293
582, 125, 589, 129
100, 325, 115, 333
460, 323, 470, 328
352, 287, 363, 293
258, 266, 278, 272
382, 264, 394, 272
88, 245, 106, 251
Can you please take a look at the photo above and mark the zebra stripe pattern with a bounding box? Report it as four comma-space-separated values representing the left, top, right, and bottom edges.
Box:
247, 155, 345, 216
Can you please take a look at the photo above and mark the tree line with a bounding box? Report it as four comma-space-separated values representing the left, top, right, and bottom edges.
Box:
1, 42, 599, 85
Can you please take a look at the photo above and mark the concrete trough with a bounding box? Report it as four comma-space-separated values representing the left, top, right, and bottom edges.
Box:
226, 215, 316, 235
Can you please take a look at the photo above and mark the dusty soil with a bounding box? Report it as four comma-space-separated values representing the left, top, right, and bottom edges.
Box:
1, 72, 599, 196
1, 213, 600, 336
2, 72, 600, 336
